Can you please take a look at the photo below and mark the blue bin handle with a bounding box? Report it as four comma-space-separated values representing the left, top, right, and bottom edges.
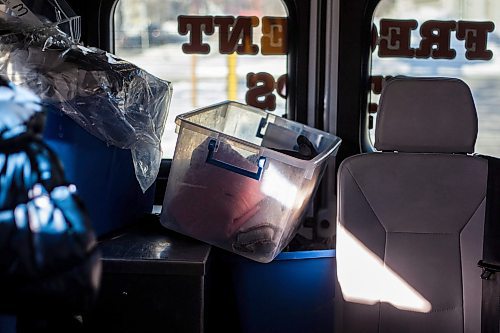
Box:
206, 139, 266, 181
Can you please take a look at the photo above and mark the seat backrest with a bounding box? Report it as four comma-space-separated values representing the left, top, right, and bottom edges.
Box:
335, 76, 488, 333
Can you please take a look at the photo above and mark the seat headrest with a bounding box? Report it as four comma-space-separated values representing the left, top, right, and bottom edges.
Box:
374, 76, 478, 153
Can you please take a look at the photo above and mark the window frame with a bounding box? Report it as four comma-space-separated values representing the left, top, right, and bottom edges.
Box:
367, 1, 500, 157
69, 0, 315, 205
67, 0, 384, 236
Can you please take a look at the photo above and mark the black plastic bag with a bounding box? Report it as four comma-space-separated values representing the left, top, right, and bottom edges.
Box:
0, 76, 101, 315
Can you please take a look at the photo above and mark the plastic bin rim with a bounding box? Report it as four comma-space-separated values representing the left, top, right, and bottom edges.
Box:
274, 249, 336, 261
178, 121, 341, 177
175, 101, 342, 167
176, 100, 339, 140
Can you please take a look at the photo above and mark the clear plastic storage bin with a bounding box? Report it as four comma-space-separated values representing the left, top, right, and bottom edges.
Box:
160, 101, 341, 263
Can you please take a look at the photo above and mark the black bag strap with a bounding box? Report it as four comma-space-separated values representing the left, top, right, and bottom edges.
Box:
480, 155, 500, 333
28, 137, 67, 186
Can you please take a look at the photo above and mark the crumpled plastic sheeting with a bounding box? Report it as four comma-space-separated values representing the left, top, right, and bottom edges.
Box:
0, 15, 172, 192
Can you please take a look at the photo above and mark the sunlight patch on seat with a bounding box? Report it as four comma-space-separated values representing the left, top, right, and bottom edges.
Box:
337, 224, 432, 313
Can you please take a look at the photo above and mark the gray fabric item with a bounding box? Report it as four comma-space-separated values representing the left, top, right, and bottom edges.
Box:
374, 77, 478, 153
336, 153, 488, 333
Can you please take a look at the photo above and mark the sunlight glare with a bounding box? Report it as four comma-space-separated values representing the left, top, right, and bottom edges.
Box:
337, 224, 432, 313
260, 163, 298, 208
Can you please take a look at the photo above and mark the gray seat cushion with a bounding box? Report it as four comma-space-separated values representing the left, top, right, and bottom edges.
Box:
336, 152, 487, 333
374, 77, 478, 153
336, 76, 487, 332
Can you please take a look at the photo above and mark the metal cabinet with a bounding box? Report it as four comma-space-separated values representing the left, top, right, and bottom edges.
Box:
85, 218, 211, 333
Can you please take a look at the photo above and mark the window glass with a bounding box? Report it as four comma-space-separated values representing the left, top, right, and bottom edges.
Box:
114, 0, 288, 158
370, 0, 500, 156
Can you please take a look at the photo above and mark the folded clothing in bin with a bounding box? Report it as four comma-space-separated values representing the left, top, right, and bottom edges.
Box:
162, 101, 342, 263
168, 137, 290, 261
168, 138, 265, 241
0, 12, 172, 192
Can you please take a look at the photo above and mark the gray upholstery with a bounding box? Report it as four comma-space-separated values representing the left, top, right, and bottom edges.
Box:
336, 77, 488, 333
374, 76, 478, 153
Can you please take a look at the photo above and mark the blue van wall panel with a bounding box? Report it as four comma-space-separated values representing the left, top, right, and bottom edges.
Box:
209, 249, 336, 333
43, 111, 155, 237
